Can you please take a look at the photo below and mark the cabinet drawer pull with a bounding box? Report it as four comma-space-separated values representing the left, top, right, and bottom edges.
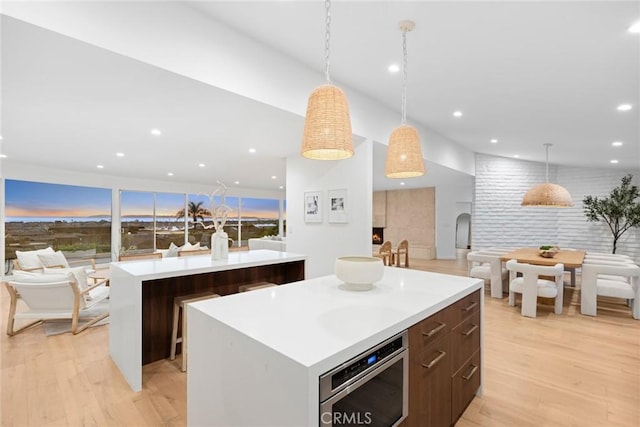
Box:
462, 301, 478, 312
422, 351, 446, 369
422, 322, 446, 337
462, 364, 479, 381
462, 324, 479, 337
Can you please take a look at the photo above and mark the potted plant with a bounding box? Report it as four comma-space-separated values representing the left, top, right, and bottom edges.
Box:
583, 174, 640, 254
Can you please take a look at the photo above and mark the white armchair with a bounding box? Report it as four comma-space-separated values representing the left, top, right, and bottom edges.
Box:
581, 263, 640, 320
506, 260, 564, 318
467, 251, 508, 298
5, 271, 110, 335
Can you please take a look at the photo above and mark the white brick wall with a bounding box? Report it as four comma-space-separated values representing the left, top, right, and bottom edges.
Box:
473, 154, 640, 262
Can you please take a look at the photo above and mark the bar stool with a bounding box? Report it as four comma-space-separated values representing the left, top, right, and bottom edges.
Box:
238, 282, 277, 292
170, 291, 220, 372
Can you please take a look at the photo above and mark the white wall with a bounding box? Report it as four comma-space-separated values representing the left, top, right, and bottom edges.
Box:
286, 141, 372, 279
473, 154, 640, 261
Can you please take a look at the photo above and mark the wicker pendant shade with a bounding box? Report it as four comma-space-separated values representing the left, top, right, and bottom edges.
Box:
301, 84, 354, 160
521, 144, 573, 207
300, 0, 353, 161
385, 125, 425, 178
522, 183, 573, 207
385, 20, 425, 178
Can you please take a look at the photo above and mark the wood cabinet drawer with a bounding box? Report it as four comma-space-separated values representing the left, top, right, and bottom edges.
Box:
450, 289, 481, 328
413, 307, 452, 347
451, 349, 481, 424
407, 333, 451, 427
450, 310, 481, 370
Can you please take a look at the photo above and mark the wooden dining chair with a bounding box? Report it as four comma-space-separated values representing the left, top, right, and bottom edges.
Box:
377, 241, 394, 266
394, 240, 409, 268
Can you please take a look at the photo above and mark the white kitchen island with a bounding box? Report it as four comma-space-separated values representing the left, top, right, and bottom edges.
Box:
187, 267, 483, 426
109, 249, 306, 391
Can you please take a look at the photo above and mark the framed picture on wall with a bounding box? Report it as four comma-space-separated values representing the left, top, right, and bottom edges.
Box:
304, 191, 322, 223
328, 189, 348, 223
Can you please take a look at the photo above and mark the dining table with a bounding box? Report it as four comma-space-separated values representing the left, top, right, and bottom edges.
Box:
500, 247, 586, 286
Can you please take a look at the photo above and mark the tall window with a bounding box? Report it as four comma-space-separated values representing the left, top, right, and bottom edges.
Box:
5, 179, 111, 263
187, 194, 239, 247
156, 192, 187, 249
239, 198, 280, 246
120, 191, 155, 253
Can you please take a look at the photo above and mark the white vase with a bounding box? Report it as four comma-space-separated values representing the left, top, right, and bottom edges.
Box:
211, 230, 229, 260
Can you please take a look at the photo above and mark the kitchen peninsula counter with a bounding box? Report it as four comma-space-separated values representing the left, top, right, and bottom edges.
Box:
109, 249, 306, 391
187, 267, 483, 426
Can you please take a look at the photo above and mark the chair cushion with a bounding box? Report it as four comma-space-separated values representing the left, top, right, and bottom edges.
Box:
181, 242, 200, 251
37, 250, 70, 268
470, 265, 491, 280
596, 279, 635, 299
85, 286, 110, 307
12, 272, 68, 283
44, 266, 93, 302
598, 274, 629, 282
15, 247, 55, 270
510, 277, 559, 298
166, 242, 180, 258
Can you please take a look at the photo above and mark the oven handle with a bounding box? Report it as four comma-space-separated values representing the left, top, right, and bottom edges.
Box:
319, 349, 408, 426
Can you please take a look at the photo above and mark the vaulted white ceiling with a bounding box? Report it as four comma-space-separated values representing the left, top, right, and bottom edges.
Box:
1, 1, 638, 192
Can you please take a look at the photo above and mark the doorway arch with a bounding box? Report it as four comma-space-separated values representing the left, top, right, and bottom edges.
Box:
455, 213, 471, 249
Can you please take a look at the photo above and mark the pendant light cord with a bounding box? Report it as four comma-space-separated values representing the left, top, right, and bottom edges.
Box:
324, 0, 332, 83
544, 143, 551, 183
401, 28, 408, 124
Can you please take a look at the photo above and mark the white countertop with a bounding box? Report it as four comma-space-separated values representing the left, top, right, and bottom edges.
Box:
191, 267, 482, 371
110, 249, 306, 281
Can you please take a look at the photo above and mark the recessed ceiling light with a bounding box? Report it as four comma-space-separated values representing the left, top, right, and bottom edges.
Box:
453, 111, 463, 117
490, 139, 498, 144
610, 159, 619, 164
279, 185, 284, 189
388, 64, 400, 73
629, 21, 640, 33
400, 182, 405, 186
96, 164, 104, 169
150, 128, 162, 136
0, 135, 3, 140
513, 154, 520, 158
234, 181, 240, 185
248, 148, 256, 154
167, 172, 174, 176
116, 152, 124, 157
198, 163, 205, 168
617, 104, 632, 111
271, 175, 277, 180
0, 154, 8, 158
612, 141, 623, 147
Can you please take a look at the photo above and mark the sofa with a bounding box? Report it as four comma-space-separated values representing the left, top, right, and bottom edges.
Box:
248, 237, 286, 252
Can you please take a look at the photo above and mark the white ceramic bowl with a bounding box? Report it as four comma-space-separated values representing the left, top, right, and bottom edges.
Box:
335, 256, 384, 291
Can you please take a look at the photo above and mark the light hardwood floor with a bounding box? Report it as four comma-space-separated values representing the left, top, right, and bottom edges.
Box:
2, 255, 639, 426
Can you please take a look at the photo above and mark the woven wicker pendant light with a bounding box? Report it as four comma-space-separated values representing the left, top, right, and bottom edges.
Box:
522, 144, 573, 207
385, 20, 425, 178
301, 0, 353, 160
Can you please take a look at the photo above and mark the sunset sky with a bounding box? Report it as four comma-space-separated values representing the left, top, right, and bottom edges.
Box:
6, 180, 281, 220
5, 180, 111, 217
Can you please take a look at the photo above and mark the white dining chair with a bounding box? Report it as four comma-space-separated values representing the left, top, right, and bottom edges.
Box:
467, 251, 508, 299
581, 262, 640, 320
506, 259, 564, 318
